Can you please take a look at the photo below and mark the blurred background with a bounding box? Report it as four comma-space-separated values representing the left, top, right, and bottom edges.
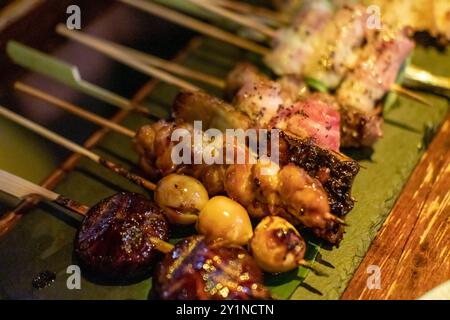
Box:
0, 0, 194, 191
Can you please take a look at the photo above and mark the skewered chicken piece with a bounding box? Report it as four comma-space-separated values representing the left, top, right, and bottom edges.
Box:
174, 90, 360, 218
273, 0, 450, 42
153, 235, 272, 300
134, 119, 345, 245
0, 170, 270, 299
265, 0, 335, 77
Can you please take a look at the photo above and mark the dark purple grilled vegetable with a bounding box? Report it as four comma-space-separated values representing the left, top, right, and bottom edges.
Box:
153, 236, 272, 300
75, 192, 169, 280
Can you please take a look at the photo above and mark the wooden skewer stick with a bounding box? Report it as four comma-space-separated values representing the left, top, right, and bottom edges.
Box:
56, 24, 200, 92
113, 43, 226, 89
185, 0, 277, 38
211, 0, 289, 24
55, 24, 225, 90
0, 106, 156, 191
0, 170, 174, 253
58, 22, 425, 108
14, 83, 138, 139
391, 84, 433, 107
0, 169, 90, 216
118, 0, 270, 56
57, 23, 431, 108
14, 82, 136, 138
7, 41, 157, 118
15, 82, 136, 138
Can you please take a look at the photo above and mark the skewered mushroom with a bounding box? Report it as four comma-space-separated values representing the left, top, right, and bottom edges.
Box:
250, 216, 307, 273
0, 170, 270, 300
154, 174, 209, 225
196, 196, 253, 245
75, 192, 170, 280
153, 235, 271, 300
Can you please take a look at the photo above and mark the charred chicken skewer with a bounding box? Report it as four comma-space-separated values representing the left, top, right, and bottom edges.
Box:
6, 86, 345, 246
0, 170, 272, 299
14, 83, 348, 245
271, 0, 450, 44
0, 106, 159, 191
134, 119, 346, 245
16, 82, 358, 225
173, 90, 359, 219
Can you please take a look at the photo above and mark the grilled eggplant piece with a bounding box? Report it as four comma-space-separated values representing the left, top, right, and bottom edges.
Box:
153, 236, 271, 300
173, 91, 359, 217
75, 193, 169, 280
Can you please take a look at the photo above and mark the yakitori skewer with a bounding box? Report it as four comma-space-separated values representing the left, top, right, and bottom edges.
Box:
0, 105, 156, 191
56, 26, 431, 110
120, 0, 450, 98
55, 24, 200, 92
0, 170, 273, 300
13, 83, 348, 245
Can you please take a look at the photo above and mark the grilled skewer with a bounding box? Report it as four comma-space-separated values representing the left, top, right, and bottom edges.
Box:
153, 235, 271, 300
12, 84, 346, 245
16, 82, 358, 226
0, 170, 270, 299
0, 170, 170, 279
56, 25, 432, 150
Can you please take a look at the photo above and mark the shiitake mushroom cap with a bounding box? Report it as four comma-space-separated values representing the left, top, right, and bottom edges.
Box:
153, 236, 272, 300
75, 192, 169, 281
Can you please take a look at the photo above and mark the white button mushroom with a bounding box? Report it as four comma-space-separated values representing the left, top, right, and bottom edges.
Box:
155, 174, 209, 225
250, 216, 307, 273
197, 196, 253, 246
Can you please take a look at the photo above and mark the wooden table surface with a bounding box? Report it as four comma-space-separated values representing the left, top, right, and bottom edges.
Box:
343, 115, 450, 300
